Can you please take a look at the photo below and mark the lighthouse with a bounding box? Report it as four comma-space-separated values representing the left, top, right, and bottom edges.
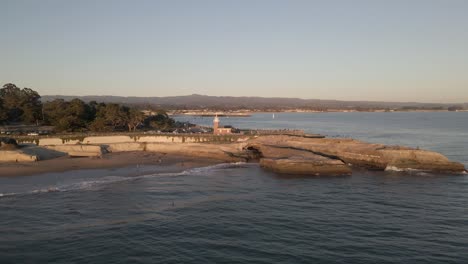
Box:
212, 114, 232, 135
213, 114, 220, 131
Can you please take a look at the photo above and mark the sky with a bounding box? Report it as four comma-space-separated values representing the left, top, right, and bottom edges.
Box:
1, 0, 467, 103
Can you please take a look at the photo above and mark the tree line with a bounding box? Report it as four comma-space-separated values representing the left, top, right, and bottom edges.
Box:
0, 83, 175, 132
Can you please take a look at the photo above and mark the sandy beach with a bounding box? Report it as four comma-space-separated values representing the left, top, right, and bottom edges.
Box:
0, 152, 220, 177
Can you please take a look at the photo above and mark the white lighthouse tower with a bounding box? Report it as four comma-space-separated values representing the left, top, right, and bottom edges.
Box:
213, 114, 220, 133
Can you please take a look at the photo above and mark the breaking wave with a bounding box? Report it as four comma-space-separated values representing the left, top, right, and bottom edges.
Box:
179, 162, 250, 175
384, 166, 422, 172
0, 162, 251, 199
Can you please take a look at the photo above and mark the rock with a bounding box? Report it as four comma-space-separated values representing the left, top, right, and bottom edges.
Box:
260, 156, 351, 176
4, 134, 464, 174
0, 150, 37, 162
145, 142, 247, 162
20, 146, 68, 161
106, 142, 146, 152
381, 149, 466, 173
248, 135, 466, 174
245, 141, 352, 175
0, 137, 19, 150
46, 145, 104, 158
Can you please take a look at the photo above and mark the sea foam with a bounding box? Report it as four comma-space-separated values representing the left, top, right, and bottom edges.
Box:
0, 162, 250, 198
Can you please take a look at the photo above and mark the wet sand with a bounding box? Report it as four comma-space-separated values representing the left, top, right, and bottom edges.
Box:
0, 152, 220, 177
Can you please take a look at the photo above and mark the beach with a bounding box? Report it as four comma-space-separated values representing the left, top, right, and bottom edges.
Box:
0, 152, 219, 177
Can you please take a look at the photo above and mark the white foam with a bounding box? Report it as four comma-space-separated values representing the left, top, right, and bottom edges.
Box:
0, 162, 250, 198
384, 166, 422, 172
384, 166, 406, 172
181, 162, 249, 175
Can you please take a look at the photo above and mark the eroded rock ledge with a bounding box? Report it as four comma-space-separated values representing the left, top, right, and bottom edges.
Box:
245, 136, 466, 175
2, 135, 466, 175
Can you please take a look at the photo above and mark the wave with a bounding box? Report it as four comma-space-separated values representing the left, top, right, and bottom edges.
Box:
179, 161, 250, 175
0, 176, 132, 198
385, 166, 467, 176
384, 166, 421, 172
0, 162, 252, 199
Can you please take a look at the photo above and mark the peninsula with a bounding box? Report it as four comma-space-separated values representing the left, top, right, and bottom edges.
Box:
0, 83, 466, 177
1, 133, 466, 177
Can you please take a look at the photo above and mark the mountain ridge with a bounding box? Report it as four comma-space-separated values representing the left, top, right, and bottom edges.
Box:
41, 94, 467, 110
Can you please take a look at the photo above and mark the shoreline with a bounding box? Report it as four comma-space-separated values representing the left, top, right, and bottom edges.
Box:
1, 134, 466, 177
0, 152, 220, 177
170, 110, 468, 116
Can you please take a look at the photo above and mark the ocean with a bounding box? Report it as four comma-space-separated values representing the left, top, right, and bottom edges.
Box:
1, 112, 467, 263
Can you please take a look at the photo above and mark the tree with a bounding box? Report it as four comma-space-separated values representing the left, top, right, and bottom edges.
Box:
89, 103, 130, 131
19, 88, 42, 124
126, 108, 145, 132
88, 117, 108, 132
43, 99, 90, 131
102, 103, 128, 130
144, 110, 175, 131
0, 83, 24, 122
0, 97, 7, 123
0, 83, 42, 124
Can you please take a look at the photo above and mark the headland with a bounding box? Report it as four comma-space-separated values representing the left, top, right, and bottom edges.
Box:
1, 133, 466, 177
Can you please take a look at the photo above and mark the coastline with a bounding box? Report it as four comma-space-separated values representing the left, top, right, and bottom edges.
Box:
1, 132, 466, 177
169, 109, 468, 117
0, 152, 220, 177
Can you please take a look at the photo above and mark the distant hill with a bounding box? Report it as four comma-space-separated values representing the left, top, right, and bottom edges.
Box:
41, 94, 464, 111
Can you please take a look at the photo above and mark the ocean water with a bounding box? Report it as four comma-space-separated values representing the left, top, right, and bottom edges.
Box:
1, 112, 468, 263
176, 112, 468, 166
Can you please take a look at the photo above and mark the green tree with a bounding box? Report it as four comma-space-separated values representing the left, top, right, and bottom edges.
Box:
0, 83, 24, 122
0, 83, 42, 124
126, 108, 145, 131
0, 97, 7, 123
144, 110, 175, 131
88, 117, 108, 132
102, 103, 128, 130
89, 103, 129, 131
43, 99, 90, 131
19, 88, 42, 124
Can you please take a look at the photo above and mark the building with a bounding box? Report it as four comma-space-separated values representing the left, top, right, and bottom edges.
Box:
213, 115, 232, 135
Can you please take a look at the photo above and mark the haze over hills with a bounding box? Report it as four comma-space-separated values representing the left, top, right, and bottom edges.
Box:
42, 94, 467, 111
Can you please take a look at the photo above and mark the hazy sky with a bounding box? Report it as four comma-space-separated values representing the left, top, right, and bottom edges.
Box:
1, 0, 467, 102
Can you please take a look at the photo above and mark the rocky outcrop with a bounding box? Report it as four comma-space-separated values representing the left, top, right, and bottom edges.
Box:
260, 156, 351, 176
245, 141, 352, 176
3, 134, 465, 175
106, 142, 146, 152
145, 143, 246, 162
247, 136, 466, 174
46, 145, 104, 158
20, 146, 68, 161
0, 137, 19, 150
0, 150, 37, 162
